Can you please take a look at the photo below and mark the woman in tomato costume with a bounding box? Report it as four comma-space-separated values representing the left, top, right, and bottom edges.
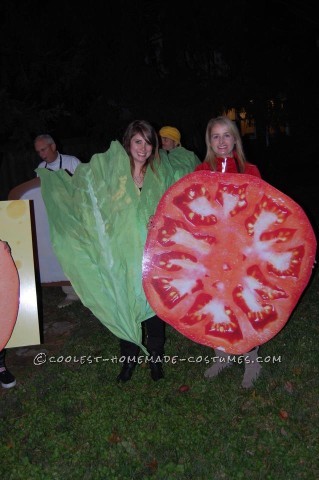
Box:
196, 116, 261, 177
195, 116, 262, 388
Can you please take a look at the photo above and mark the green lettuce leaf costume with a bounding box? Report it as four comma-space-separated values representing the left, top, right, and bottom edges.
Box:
37, 140, 200, 353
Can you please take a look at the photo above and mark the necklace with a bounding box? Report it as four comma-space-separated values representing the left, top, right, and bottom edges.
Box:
133, 172, 144, 187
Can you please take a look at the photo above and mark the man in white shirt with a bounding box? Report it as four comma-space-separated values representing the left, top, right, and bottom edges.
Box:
35, 134, 81, 175
34, 134, 81, 308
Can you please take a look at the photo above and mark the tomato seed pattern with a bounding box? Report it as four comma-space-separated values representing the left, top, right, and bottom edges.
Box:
143, 172, 317, 353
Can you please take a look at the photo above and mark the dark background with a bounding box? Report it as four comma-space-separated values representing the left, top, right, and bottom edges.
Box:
1, 0, 318, 218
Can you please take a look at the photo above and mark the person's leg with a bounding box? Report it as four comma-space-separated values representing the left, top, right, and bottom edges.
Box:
145, 315, 165, 381
204, 348, 234, 379
58, 285, 80, 309
241, 346, 261, 388
0, 348, 16, 389
204, 346, 261, 388
116, 339, 140, 383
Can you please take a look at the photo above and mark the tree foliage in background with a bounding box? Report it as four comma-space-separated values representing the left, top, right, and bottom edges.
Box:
0, 0, 318, 175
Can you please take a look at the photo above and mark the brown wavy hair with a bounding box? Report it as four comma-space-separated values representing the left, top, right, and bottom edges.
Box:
123, 120, 159, 176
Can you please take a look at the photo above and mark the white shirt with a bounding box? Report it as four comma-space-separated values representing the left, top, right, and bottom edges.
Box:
37, 153, 81, 175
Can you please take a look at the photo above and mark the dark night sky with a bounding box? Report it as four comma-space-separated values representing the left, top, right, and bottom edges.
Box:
2, 0, 318, 138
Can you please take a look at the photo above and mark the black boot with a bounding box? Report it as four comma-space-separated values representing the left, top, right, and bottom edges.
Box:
117, 340, 139, 383
148, 352, 164, 381
116, 360, 136, 383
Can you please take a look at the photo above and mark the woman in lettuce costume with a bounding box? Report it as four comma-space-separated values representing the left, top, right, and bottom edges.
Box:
37, 120, 200, 383
116, 120, 166, 382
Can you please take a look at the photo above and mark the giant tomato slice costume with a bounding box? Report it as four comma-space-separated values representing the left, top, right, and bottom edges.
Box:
0, 242, 20, 350
142, 171, 317, 354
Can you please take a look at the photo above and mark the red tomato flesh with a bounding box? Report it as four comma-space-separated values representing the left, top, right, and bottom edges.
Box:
143, 172, 317, 354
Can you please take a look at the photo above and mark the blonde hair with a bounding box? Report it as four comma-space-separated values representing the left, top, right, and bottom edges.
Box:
204, 116, 247, 173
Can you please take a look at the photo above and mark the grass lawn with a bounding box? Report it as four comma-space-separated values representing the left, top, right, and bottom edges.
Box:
0, 259, 318, 479
1, 173, 318, 480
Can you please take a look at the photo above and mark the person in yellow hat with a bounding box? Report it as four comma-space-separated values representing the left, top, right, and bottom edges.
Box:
158, 125, 201, 177
159, 126, 181, 152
